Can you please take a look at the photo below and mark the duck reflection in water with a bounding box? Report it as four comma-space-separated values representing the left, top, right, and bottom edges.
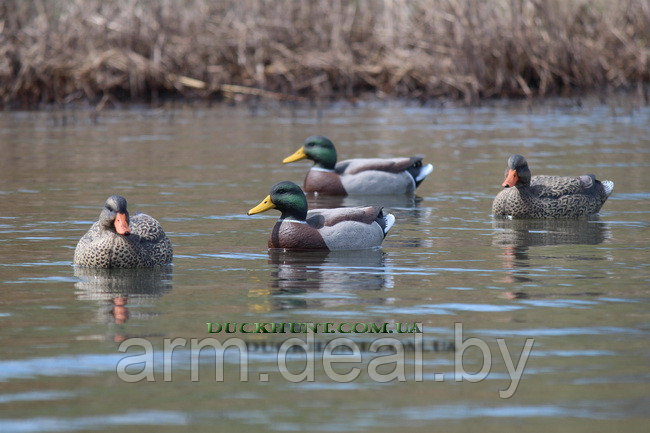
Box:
249, 249, 392, 312
74, 267, 173, 341
492, 217, 610, 293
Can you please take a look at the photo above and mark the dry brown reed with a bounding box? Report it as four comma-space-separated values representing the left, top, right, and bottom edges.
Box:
1, 0, 648, 106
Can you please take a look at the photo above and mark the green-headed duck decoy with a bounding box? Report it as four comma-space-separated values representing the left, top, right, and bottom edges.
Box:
247, 181, 395, 250
282, 135, 433, 195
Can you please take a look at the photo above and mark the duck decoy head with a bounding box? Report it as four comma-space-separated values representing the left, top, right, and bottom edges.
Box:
100, 195, 131, 235
247, 181, 308, 221
283, 135, 337, 170
503, 154, 531, 187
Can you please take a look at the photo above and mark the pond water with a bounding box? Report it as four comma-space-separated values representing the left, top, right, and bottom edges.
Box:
0, 100, 649, 432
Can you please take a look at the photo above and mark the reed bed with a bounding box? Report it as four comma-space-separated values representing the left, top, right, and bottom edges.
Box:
1, 0, 648, 106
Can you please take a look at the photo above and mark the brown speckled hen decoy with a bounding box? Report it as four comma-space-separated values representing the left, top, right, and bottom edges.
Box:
492, 154, 614, 219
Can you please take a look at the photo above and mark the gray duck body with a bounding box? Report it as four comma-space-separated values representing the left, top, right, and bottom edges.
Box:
492, 155, 614, 219
269, 206, 393, 251
74, 196, 173, 268
335, 157, 423, 195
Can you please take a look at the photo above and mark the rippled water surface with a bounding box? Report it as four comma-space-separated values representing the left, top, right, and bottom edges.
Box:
0, 101, 649, 432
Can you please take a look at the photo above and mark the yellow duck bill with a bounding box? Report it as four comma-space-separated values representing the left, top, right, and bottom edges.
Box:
282, 146, 308, 163
247, 195, 276, 215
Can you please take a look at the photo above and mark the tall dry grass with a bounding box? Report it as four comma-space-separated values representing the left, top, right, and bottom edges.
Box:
0, 0, 648, 106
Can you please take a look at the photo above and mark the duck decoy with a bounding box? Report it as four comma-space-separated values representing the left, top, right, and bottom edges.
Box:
282, 135, 433, 195
492, 154, 614, 219
74, 195, 173, 268
247, 181, 395, 250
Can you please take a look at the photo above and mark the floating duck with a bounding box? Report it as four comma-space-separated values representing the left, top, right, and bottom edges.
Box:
247, 181, 395, 250
492, 154, 614, 219
282, 135, 433, 195
74, 195, 173, 268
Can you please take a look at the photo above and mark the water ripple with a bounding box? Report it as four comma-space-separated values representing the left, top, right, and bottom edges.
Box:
0, 411, 187, 433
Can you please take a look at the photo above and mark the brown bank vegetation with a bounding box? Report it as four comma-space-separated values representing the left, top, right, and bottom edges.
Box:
0, 0, 648, 107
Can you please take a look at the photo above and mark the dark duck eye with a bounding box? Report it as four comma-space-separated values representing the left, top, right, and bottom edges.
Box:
413, 161, 422, 168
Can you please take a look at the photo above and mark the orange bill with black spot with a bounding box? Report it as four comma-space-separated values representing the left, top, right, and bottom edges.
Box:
502, 169, 519, 187
114, 213, 131, 235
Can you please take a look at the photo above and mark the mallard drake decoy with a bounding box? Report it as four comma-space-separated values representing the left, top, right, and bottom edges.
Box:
282, 135, 433, 195
74, 195, 173, 268
492, 154, 614, 219
247, 181, 395, 250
